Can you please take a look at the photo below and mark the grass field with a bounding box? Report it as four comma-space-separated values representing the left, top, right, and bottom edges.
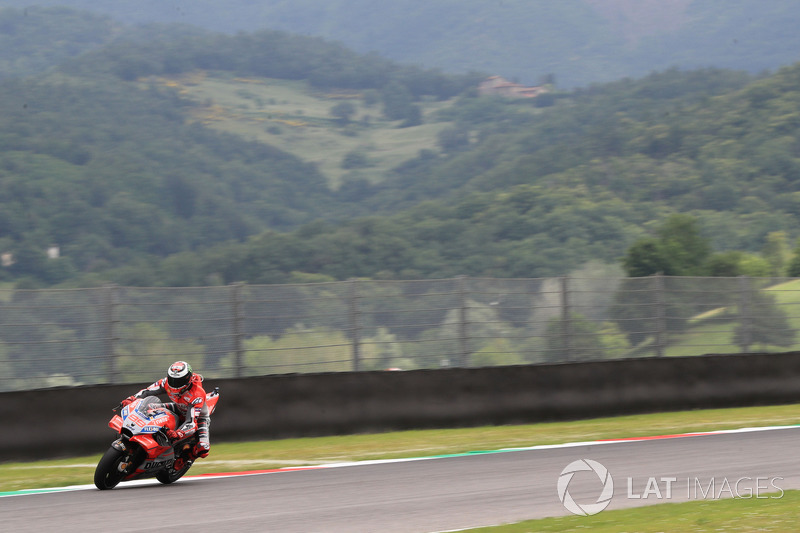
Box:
148, 71, 455, 188
464, 490, 800, 532
3, 402, 799, 493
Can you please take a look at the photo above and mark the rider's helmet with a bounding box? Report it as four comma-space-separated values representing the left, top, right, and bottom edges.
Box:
165, 361, 193, 394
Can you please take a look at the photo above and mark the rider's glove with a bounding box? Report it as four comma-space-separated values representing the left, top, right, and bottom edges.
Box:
120, 396, 136, 407
167, 429, 186, 440
115, 396, 136, 411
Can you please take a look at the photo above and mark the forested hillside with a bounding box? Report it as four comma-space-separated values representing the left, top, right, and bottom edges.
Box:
0, 8, 480, 285
2, 7, 800, 288
0, 7, 118, 79
5, 0, 800, 87
0, 75, 341, 282
131, 62, 800, 286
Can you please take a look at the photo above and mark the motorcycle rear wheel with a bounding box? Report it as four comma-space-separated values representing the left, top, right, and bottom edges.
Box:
94, 447, 128, 490
156, 451, 193, 485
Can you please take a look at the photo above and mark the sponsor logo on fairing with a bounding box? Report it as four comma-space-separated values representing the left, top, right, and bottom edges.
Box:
143, 459, 174, 471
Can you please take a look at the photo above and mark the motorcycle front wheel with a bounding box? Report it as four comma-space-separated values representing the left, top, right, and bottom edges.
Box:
94, 447, 129, 490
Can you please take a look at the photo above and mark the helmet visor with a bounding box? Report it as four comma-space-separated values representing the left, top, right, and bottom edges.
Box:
167, 374, 190, 389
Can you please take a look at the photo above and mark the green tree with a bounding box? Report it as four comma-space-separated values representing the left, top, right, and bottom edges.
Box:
738, 253, 773, 277
381, 81, 415, 121
655, 214, 711, 276
705, 251, 744, 277
762, 231, 789, 277
622, 215, 711, 277
734, 291, 795, 351
622, 238, 669, 277
9, 241, 48, 280
437, 126, 471, 153
787, 238, 800, 277
544, 313, 607, 362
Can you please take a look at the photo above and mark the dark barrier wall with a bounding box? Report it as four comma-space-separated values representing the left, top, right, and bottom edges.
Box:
3, 352, 800, 461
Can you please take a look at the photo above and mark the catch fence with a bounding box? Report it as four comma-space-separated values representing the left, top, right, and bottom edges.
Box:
1, 275, 799, 391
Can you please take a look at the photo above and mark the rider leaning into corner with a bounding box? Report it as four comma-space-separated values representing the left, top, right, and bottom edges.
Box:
120, 361, 211, 458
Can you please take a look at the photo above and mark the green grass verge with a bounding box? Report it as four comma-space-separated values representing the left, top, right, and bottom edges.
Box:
463, 490, 799, 532
2, 403, 798, 493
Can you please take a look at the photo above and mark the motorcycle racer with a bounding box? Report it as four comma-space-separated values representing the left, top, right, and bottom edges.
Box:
121, 361, 211, 458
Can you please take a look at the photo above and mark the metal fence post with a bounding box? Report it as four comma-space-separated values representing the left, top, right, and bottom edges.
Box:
231, 282, 244, 378
457, 275, 470, 367
348, 278, 361, 371
560, 276, 572, 361
654, 273, 666, 357
738, 275, 752, 352
104, 284, 118, 384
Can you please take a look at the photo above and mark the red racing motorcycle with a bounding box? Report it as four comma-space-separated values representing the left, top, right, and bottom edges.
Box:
94, 388, 220, 490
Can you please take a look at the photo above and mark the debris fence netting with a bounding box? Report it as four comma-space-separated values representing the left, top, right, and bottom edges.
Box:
1, 275, 797, 391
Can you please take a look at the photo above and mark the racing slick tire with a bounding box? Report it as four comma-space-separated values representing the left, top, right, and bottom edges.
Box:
94, 447, 127, 490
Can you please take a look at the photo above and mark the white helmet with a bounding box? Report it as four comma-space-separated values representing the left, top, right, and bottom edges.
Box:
165, 361, 193, 393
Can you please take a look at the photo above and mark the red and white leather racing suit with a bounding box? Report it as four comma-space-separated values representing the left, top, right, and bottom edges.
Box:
130, 374, 211, 455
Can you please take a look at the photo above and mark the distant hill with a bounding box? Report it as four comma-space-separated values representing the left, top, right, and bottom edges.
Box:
3, 6, 800, 288
169, 60, 800, 285
3, 0, 800, 86
0, 12, 479, 285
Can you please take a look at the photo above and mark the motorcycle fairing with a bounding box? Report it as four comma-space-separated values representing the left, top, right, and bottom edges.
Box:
134, 448, 176, 475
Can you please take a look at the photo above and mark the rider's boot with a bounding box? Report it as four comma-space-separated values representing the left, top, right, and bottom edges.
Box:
193, 417, 210, 458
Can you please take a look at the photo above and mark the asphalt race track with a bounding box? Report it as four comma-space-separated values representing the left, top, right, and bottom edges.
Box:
3, 427, 800, 532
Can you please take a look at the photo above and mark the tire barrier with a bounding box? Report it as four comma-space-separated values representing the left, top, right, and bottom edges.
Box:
3, 352, 800, 461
